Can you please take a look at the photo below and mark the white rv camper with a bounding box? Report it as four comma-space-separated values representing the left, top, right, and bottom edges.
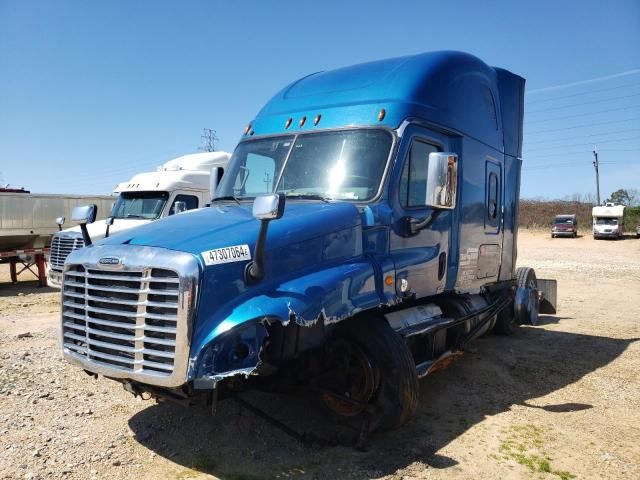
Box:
592, 203, 625, 240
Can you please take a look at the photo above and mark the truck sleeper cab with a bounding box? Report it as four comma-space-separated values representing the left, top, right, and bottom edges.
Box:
60, 51, 553, 437
48, 152, 230, 287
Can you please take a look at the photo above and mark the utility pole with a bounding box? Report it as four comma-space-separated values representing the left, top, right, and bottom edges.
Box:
199, 128, 219, 152
592, 145, 600, 205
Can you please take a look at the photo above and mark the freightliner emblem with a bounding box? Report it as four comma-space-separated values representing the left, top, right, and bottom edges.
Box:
99, 257, 121, 266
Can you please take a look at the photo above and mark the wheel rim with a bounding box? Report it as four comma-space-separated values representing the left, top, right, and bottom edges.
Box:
320, 339, 379, 417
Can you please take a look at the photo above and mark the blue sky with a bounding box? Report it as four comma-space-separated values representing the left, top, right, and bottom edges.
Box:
0, 0, 638, 199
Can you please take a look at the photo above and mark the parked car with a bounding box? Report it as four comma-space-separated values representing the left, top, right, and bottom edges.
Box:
551, 214, 578, 238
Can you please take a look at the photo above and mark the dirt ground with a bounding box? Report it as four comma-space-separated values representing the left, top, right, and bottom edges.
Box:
0, 231, 639, 480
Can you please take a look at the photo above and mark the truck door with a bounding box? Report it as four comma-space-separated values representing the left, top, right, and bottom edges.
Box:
388, 126, 454, 298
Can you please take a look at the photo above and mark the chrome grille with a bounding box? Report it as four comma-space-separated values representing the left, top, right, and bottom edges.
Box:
61, 265, 180, 376
50, 234, 84, 269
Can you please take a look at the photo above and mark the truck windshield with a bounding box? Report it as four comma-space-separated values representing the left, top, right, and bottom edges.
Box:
595, 217, 618, 226
111, 191, 169, 220
216, 129, 393, 201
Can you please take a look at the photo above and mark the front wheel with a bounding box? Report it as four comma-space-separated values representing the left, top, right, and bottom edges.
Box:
318, 317, 418, 434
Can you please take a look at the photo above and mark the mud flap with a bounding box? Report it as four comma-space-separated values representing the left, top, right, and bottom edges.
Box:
537, 279, 557, 314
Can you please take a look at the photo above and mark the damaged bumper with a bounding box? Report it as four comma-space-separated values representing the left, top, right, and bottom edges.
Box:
190, 320, 269, 389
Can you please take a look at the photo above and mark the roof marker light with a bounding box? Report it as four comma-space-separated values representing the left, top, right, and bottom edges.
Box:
314, 114, 322, 126
378, 108, 386, 121
244, 124, 252, 135
285, 118, 292, 129
299, 116, 307, 127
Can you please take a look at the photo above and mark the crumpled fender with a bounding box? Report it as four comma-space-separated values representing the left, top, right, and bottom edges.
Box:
188, 260, 382, 384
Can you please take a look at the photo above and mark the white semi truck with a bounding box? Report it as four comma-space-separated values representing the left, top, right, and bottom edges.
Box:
47, 151, 230, 286
592, 203, 625, 240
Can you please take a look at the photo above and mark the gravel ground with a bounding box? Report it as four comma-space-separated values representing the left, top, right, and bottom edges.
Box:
0, 230, 638, 480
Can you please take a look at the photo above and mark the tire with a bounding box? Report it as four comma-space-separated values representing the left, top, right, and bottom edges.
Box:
493, 302, 518, 335
322, 317, 418, 432
551, 234, 555, 238
514, 267, 539, 326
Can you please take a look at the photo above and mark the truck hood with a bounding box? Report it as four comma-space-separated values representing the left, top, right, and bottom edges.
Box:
59, 218, 152, 242
98, 201, 363, 264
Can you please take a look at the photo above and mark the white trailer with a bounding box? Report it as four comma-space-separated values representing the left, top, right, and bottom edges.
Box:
0, 189, 114, 285
592, 203, 625, 240
47, 151, 231, 287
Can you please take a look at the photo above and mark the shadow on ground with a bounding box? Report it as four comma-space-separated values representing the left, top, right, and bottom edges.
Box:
0, 279, 56, 297
534, 315, 572, 326
129, 321, 637, 479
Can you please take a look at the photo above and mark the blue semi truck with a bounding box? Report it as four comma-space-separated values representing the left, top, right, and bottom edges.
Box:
60, 51, 556, 436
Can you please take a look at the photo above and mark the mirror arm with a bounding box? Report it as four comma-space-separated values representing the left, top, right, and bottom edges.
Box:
80, 224, 92, 246
244, 219, 269, 284
407, 210, 442, 236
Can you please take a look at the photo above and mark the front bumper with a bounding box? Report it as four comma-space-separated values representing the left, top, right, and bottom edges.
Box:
594, 231, 619, 238
552, 230, 575, 237
47, 268, 63, 288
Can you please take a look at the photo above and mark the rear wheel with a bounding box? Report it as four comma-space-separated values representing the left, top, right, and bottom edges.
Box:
514, 267, 539, 326
318, 317, 418, 433
494, 267, 539, 335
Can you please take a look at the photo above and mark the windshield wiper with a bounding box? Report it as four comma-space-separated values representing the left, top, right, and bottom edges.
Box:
125, 214, 148, 219
212, 195, 241, 206
285, 193, 330, 203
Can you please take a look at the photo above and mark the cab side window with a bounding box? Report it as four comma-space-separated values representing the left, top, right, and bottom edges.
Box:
400, 139, 439, 207
169, 194, 198, 215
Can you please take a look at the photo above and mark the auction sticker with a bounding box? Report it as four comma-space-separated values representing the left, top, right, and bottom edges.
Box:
201, 244, 251, 266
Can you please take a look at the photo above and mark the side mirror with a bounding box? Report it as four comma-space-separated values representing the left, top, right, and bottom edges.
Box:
252, 193, 285, 220
425, 152, 458, 209
71, 204, 97, 246
209, 166, 224, 202
71, 205, 97, 225
174, 201, 187, 214
245, 194, 286, 284
56, 216, 65, 231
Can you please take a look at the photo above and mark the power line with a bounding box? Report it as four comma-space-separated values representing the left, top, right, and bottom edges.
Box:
527, 92, 640, 114
526, 135, 640, 152
523, 159, 639, 171
528, 69, 640, 95
526, 127, 640, 145
525, 146, 640, 159
526, 116, 640, 135
525, 104, 640, 125
526, 82, 640, 105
